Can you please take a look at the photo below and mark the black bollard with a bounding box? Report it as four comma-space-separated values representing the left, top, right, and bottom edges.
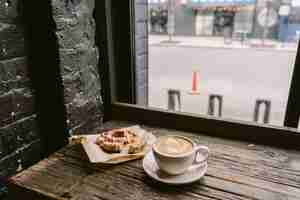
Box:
167, 89, 181, 111
254, 99, 271, 124
208, 94, 223, 117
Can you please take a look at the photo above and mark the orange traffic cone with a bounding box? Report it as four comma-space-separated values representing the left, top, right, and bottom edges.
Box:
188, 71, 200, 95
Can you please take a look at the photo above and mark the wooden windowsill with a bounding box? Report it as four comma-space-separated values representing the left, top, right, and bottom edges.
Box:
8, 120, 300, 200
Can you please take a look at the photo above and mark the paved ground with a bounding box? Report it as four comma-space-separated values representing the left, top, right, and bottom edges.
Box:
148, 35, 297, 126
149, 35, 298, 51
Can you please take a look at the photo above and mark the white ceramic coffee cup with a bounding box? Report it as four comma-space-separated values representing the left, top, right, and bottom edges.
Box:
152, 135, 209, 175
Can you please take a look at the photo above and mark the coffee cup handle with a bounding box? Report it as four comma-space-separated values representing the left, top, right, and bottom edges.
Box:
191, 145, 209, 167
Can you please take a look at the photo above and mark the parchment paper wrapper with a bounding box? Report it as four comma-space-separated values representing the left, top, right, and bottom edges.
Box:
69, 126, 156, 164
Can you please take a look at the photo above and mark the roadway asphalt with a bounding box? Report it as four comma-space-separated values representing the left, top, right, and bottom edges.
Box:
148, 44, 297, 127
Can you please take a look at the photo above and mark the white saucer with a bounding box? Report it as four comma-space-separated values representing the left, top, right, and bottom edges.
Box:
142, 151, 207, 185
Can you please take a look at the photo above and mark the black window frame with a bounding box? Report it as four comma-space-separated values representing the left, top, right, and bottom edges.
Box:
97, 0, 300, 150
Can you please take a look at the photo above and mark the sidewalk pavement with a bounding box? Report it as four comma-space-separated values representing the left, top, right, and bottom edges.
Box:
149, 34, 298, 52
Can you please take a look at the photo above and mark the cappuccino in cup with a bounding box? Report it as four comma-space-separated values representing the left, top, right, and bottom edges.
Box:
154, 136, 193, 156
153, 135, 209, 175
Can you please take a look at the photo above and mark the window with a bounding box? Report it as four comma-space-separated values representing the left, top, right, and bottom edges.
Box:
146, 0, 300, 127
101, 0, 300, 149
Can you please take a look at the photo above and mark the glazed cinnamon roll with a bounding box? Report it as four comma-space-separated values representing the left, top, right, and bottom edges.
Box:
96, 129, 145, 153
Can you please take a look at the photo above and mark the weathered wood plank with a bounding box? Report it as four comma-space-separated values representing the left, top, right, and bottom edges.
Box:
11, 149, 300, 200
57, 145, 300, 200
61, 139, 300, 191
11, 153, 244, 200
8, 183, 61, 200
65, 121, 300, 173
8, 121, 300, 200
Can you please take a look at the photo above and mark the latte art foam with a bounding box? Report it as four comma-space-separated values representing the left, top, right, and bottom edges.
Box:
155, 136, 193, 156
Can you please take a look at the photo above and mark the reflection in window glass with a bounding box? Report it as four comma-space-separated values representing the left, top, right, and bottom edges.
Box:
136, 0, 300, 127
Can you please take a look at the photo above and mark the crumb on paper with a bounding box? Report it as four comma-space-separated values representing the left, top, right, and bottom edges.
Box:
69, 135, 87, 145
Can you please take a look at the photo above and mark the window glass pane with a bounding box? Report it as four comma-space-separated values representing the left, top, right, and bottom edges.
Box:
135, 0, 299, 127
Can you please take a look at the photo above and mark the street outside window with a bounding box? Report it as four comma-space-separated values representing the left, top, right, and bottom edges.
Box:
138, 0, 300, 127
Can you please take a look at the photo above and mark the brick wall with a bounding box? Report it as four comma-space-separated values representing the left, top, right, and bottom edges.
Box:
0, 0, 42, 197
51, 0, 103, 135
0, 0, 147, 197
0, 0, 104, 198
135, 0, 149, 106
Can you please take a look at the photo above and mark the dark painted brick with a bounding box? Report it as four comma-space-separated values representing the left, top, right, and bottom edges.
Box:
79, 64, 101, 98
59, 49, 82, 75
55, 16, 79, 31
51, 0, 75, 18
0, 92, 13, 126
0, 23, 23, 40
13, 88, 35, 120
52, 0, 103, 134
0, 89, 34, 127
62, 69, 101, 104
0, 115, 38, 158
66, 97, 103, 134
0, 0, 38, 190
20, 139, 42, 169
0, 139, 41, 199
0, 23, 24, 60
0, 138, 42, 200
61, 48, 100, 103
52, 0, 94, 19
56, 22, 95, 49
0, 152, 19, 178
0, 57, 28, 82
0, 79, 30, 95
0, 0, 20, 23
84, 0, 95, 11
0, 139, 41, 178
66, 97, 98, 124
16, 115, 36, 137
0, 135, 3, 157
0, 39, 24, 61
70, 113, 102, 135
1, 131, 16, 159
86, 47, 99, 67
59, 47, 98, 76
62, 72, 82, 103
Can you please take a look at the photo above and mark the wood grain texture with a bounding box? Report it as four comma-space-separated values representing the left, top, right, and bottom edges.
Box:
8, 121, 300, 200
